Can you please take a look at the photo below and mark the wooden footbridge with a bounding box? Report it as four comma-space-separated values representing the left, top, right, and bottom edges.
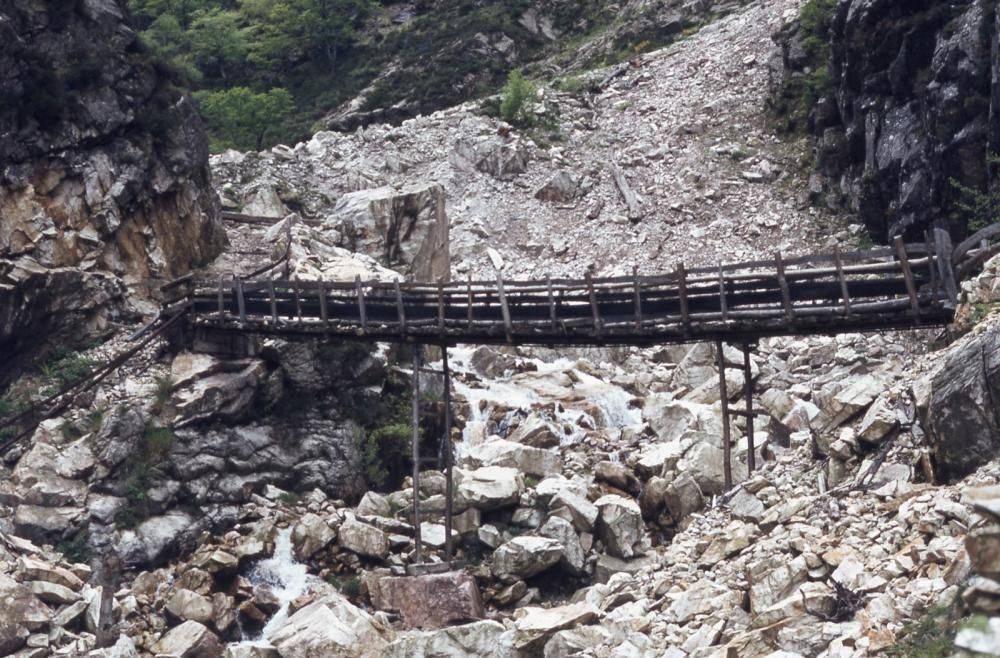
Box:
166, 231, 971, 352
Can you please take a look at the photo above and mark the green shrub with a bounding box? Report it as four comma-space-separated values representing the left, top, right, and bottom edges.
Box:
950, 153, 1000, 232
56, 523, 91, 564
153, 374, 176, 412
40, 350, 95, 396
500, 69, 539, 127
278, 491, 301, 505
143, 427, 177, 461
771, 0, 837, 133
326, 574, 361, 598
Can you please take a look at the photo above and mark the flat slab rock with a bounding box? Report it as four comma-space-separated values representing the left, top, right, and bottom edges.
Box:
370, 571, 483, 629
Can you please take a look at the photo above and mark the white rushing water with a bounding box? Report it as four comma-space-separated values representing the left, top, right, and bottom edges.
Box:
438, 347, 642, 459
242, 527, 313, 642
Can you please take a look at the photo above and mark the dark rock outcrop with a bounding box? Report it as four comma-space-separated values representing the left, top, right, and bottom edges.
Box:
924, 323, 1000, 481
0, 0, 226, 377
771, 0, 999, 242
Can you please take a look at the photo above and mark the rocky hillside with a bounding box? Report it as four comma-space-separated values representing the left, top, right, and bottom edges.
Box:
4, 0, 1000, 657
0, 0, 225, 381
771, 0, 1000, 241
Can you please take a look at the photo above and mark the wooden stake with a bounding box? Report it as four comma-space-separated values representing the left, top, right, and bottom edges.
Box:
718, 266, 729, 321
547, 276, 557, 331
217, 275, 225, 320
317, 281, 328, 328
935, 228, 959, 306
467, 274, 474, 330
775, 252, 794, 322
633, 266, 643, 331
894, 236, 921, 316
437, 278, 446, 337
412, 348, 422, 564
442, 348, 454, 562
743, 343, 755, 474
585, 271, 602, 337
925, 231, 939, 306
678, 262, 691, 334
355, 275, 368, 334
716, 339, 733, 491
497, 274, 512, 343
236, 278, 246, 324
268, 278, 278, 323
395, 280, 407, 333
834, 246, 851, 316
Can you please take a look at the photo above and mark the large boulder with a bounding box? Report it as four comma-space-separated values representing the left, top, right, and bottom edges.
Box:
383, 620, 505, 657
924, 324, 1000, 480
370, 572, 483, 629
323, 183, 449, 281
463, 439, 561, 477
492, 536, 563, 579
457, 467, 523, 510
268, 592, 391, 658
594, 495, 647, 559
338, 517, 388, 560
0, 573, 51, 655
149, 620, 222, 658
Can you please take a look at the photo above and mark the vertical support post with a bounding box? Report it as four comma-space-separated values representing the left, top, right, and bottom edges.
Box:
412, 348, 422, 564
442, 347, 454, 563
935, 228, 959, 306
585, 271, 602, 337
284, 217, 292, 279
547, 276, 557, 331
743, 343, 755, 474
718, 266, 729, 321
834, 246, 852, 316
395, 280, 407, 334
437, 278, 446, 337
775, 251, 794, 323
678, 263, 691, 334
894, 236, 921, 316
236, 278, 247, 324
268, 278, 278, 324
467, 274, 474, 330
497, 273, 513, 343
716, 339, 733, 492
318, 281, 328, 328
355, 275, 368, 334
925, 231, 939, 306
217, 275, 225, 320
633, 266, 643, 331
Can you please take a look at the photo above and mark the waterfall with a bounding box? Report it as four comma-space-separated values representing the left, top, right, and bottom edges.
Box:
242, 527, 313, 642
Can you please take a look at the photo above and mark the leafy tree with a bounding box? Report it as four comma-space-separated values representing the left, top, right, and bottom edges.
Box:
500, 69, 538, 127
188, 8, 249, 83
195, 86, 294, 150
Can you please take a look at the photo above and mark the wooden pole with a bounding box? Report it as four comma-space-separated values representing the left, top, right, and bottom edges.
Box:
834, 246, 851, 316
718, 266, 729, 321
678, 262, 691, 334
317, 281, 328, 328
497, 273, 513, 343
236, 278, 247, 324
217, 275, 225, 320
467, 274, 474, 330
894, 236, 921, 316
442, 347, 454, 562
395, 280, 407, 333
775, 252, 794, 322
355, 275, 368, 334
743, 343, 755, 473
268, 278, 278, 324
585, 271, 602, 337
547, 276, 557, 331
437, 278, 446, 337
633, 266, 643, 331
412, 348, 422, 564
716, 339, 733, 492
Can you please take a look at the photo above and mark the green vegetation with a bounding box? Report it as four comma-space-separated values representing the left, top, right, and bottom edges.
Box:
326, 574, 361, 597
771, 0, 836, 133
40, 350, 95, 397
881, 596, 967, 657
277, 491, 301, 505
195, 86, 295, 151
56, 523, 92, 564
115, 424, 178, 529
357, 421, 410, 491
499, 69, 539, 127
152, 374, 176, 413
950, 154, 1000, 232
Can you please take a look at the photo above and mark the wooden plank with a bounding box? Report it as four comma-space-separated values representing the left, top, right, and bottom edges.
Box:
355, 275, 368, 334
774, 252, 794, 322
442, 348, 454, 561
718, 266, 729, 321
268, 278, 278, 323
678, 262, 691, 334
633, 267, 643, 331
609, 163, 642, 222
317, 280, 328, 327
834, 246, 852, 316
293, 281, 303, 322
497, 274, 513, 343
935, 228, 959, 306
585, 271, 603, 336
236, 278, 247, 323
953, 222, 1000, 265
395, 280, 407, 332
894, 236, 921, 316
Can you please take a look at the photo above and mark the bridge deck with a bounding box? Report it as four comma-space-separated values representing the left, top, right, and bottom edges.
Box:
167, 233, 966, 348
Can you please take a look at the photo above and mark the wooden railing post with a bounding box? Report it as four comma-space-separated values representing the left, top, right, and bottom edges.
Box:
716, 339, 733, 491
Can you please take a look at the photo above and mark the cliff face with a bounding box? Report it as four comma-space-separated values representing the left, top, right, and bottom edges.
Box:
773, 0, 999, 242
0, 0, 225, 373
